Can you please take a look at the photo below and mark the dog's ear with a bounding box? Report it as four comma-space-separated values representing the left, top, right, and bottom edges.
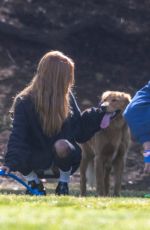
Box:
121, 93, 131, 106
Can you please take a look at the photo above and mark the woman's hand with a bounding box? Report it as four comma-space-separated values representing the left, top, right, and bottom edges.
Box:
0, 166, 10, 173
143, 144, 150, 174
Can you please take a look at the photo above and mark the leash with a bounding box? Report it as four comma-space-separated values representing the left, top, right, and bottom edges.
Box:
0, 169, 45, 195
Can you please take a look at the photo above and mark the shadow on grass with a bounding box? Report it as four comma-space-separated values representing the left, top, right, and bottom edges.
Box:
0, 186, 147, 198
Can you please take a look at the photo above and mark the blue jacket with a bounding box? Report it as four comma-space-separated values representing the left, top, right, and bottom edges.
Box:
4, 92, 106, 173
123, 81, 150, 144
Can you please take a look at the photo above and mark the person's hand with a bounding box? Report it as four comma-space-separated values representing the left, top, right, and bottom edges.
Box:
0, 166, 10, 173
144, 163, 150, 174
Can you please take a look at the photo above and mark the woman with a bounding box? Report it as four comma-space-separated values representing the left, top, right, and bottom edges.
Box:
1, 51, 111, 195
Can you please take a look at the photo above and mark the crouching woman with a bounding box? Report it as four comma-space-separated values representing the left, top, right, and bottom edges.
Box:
1, 51, 109, 195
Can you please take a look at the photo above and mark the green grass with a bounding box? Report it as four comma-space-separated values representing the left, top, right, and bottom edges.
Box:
0, 194, 150, 230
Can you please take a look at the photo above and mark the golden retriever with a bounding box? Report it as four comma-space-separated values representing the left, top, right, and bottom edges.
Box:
80, 91, 131, 196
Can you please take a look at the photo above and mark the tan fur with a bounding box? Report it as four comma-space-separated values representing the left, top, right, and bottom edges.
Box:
80, 91, 131, 196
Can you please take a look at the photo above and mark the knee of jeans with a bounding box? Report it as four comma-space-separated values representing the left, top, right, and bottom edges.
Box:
54, 139, 74, 158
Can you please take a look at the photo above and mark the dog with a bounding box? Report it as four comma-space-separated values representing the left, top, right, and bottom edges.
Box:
80, 91, 131, 196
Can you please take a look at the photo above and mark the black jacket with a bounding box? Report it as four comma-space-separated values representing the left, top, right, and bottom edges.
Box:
4, 92, 106, 172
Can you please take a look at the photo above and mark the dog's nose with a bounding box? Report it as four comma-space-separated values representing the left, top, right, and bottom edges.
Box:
99, 104, 108, 112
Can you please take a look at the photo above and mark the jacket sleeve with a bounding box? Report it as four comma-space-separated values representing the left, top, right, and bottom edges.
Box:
70, 92, 105, 143
74, 107, 105, 143
4, 97, 31, 172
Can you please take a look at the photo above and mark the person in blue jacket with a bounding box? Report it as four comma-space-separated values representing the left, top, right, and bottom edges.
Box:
123, 81, 150, 174
0, 50, 114, 195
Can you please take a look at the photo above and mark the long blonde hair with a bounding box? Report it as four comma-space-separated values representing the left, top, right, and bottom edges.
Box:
12, 51, 75, 136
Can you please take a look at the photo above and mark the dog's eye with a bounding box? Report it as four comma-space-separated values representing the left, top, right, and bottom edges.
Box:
112, 99, 117, 102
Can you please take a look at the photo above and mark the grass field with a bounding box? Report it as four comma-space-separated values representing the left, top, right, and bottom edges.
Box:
0, 191, 150, 230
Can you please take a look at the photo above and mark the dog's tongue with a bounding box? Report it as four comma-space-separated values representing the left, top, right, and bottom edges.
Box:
100, 113, 112, 129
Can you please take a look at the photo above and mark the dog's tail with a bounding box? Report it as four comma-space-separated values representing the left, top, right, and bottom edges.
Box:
86, 159, 96, 188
